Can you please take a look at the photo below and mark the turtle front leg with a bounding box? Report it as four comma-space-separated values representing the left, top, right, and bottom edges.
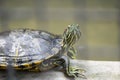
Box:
55, 56, 87, 80
39, 58, 57, 71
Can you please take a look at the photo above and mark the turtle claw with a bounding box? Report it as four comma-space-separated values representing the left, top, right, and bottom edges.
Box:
72, 67, 86, 73
68, 67, 87, 79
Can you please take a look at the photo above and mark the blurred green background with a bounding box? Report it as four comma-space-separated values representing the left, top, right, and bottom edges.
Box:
0, 0, 119, 61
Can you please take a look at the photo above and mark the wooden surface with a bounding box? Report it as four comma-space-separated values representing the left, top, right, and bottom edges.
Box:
0, 60, 120, 80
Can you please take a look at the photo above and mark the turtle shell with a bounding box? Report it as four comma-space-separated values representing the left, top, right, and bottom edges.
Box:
0, 29, 62, 69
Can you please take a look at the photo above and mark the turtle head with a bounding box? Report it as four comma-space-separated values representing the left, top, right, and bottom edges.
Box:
63, 24, 81, 47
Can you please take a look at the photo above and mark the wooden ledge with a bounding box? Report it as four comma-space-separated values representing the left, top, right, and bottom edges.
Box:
0, 60, 120, 80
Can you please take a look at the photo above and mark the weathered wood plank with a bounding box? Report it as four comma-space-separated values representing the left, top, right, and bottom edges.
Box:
73, 60, 120, 80
0, 60, 120, 80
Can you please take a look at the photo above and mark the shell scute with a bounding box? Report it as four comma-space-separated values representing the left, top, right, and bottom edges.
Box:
0, 29, 62, 67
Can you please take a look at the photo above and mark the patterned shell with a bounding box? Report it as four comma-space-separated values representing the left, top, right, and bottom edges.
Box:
0, 29, 62, 67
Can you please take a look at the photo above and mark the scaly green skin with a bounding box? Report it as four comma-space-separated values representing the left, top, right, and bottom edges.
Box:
63, 24, 81, 47
62, 24, 81, 59
67, 46, 77, 59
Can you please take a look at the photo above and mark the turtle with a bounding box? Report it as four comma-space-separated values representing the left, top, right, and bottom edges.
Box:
0, 24, 86, 79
